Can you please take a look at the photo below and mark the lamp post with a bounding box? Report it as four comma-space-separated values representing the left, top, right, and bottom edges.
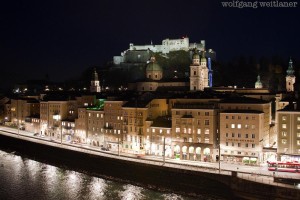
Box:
60, 121, 63, 144
163, 136, 166, 165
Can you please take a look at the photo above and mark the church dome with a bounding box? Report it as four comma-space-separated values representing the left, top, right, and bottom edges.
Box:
192, 51, 200, 60
146, 57, 162, 72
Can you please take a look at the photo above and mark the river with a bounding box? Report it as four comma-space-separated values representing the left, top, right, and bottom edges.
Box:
0, 148, 227, 200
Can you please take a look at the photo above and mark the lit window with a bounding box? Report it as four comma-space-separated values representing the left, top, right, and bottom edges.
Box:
97, 114, 99, 118
297, 117, 300, 121
176, 128, 180, 133
159, 129, 163, 133
152, 129, 155, 133
231, 124, 235, 129
297, 132, 300, 138
183, 128, 187, 133
245, 124, 249, 129
282, 116, 287, 121
205, 138, 209, 143
282, 139, 287, 144
282, 124, 287, 129
189, 138, 193, 142
205, 128, 209, 134
167, 130, 170, 134
297, 125, 300, 130
251, 125, 255, 129
237, 124, 241, 129
188, 128, 191, 134
197, 129, 201, 134
282, 132, 287, 137
297, 140, 300, 145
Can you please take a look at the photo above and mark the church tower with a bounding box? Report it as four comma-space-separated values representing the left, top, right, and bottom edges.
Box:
190, 50, 208, 91
286, 58, 296, 92
255, 75, 263, 89
90, 68, 101, 93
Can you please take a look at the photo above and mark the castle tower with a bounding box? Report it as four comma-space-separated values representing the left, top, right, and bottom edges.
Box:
190, 50, 209, 91
286, 58, 296, 92
146, 56, 163, 80
255, 75, 263, 89
90, 68, 101, 93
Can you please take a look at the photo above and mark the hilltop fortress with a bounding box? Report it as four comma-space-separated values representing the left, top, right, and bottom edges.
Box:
113, 37, 216, 65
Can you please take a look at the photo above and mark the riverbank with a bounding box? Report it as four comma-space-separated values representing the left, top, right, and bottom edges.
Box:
0, 132, 299, 199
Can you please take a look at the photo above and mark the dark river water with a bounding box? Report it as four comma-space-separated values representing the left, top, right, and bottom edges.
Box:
0, 149, 226, 200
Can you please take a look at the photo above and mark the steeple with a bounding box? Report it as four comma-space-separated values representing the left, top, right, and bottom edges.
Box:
255, 74, 263, 89
92, 68, 99, 81
90, 68, 101, 93
286, 57, 296, 92
286, 58, 295, 76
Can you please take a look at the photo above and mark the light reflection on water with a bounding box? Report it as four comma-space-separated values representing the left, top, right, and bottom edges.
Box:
0, 150, 222, 200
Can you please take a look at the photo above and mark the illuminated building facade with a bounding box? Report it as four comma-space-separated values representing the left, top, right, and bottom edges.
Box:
277, 105, 300, 161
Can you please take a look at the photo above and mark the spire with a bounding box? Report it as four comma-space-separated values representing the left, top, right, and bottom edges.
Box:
255, 74, 263, 89
286, 57, 295, 76
93, 68, 99, 81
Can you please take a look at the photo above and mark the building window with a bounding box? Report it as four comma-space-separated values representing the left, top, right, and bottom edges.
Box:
251, 125, 255, 129
245, 134, 248, 138
197, 138, 201, 143
226, 142, 228, 146
297, 125, 300, 130
226, 133, 228, 137
297, 117, 300, 121
245, 143, 248, 148
232, 133, 235, 137
238, 143, 241, 147
232, 143, 234, 146
197, 129, 201, 134
282, 124, 287, 129
282, 131, 287, 137
204, 120, 209, 125
245, 124, 249, 129
282, 116, 287, 121
226, 116, 229, 119
232, 116, 235, 119
205, 112, 209, 116
238, 133, 241, 138
189, 138, 193, 142
176, 128, 180, 133
282, 139, 287, 145
297, 140, 300, 145
252, 144, 255, 148
231, 124, 235, 129
237, 124, 242, 129
226, 124, 229, 128
238, 116, 241, 119
205, 128, 209, 134
297, 132, 300, 138
252, 134, 255, 139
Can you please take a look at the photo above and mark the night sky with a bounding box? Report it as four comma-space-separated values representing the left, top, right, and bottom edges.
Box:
0, 0, 299, 89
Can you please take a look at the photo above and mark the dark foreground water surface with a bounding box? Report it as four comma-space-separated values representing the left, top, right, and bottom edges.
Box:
0, 149, 226, 200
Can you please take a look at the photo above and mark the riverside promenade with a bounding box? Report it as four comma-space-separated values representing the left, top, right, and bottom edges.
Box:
0, 126, 300, 199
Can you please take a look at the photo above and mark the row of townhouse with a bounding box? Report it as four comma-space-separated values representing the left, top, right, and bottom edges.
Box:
1, 92, 300, 164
